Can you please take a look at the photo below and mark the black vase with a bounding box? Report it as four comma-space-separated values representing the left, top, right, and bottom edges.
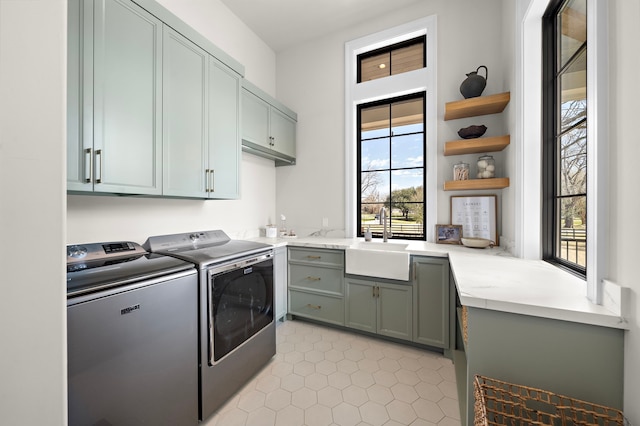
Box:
460, 65, 488, 99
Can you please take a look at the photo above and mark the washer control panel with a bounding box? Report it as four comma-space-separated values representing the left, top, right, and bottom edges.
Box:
67, 241, 147, 266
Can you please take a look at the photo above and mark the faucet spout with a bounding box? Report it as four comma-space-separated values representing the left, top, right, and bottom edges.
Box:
379, 207, 388, 242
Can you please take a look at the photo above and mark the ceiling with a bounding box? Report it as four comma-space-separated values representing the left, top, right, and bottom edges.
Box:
219, 0, 425, 52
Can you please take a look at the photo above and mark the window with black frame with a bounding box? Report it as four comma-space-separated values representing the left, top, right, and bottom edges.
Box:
542, 0, 587, 275
357, 93, 426, 240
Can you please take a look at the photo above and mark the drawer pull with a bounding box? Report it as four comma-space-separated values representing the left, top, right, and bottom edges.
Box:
306, 304, 322, 310
306, 276, 321, 281
306, 255, 322, 260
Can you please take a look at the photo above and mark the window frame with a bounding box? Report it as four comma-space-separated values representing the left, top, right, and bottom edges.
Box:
540, 0, 609, 303
345, 15, 437, 242
357, 35, 426, 83
357, 92, 427, 240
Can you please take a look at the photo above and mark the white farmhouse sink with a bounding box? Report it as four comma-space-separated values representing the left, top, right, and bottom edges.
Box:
345, 241, 410, 281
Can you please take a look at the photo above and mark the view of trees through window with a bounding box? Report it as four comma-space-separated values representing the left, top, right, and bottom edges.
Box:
358, 94, 425, 240
545, 0, 587, 272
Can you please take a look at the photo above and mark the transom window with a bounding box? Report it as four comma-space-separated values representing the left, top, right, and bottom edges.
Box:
357, 36, 425, 83
357, 93, 425, 240
543, 0, 587, 275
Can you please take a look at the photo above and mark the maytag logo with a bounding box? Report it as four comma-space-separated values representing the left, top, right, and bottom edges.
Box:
121, 304, 140, 315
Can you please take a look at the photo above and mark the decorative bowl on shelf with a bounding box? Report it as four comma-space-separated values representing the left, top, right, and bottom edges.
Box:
461, 237, 494, 249
458, 124, 487, 139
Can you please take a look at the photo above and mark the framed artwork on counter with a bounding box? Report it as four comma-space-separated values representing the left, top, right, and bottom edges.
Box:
450, 195, 498, 245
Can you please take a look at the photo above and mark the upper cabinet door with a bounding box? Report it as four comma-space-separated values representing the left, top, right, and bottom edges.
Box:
269, 108, 296, 159
162, 26, 209, 198
209, 59, 241, 199
241, 89, 270, 149
93, 0, 163, 195
67, 0, 93, 191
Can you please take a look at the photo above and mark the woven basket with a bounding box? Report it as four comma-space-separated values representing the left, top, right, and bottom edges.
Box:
473, 375, 625, 426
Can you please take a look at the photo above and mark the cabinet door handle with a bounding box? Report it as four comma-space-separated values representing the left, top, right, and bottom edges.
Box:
95, 149, 102, 184
306, 304, 321, 310
205, 170, 210, 192
306, 276, 321, 281
306, 255, 322, 260
211, 169, 215, 193
84, 148, 92, 183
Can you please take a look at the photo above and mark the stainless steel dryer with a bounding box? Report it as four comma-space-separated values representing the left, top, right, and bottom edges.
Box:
144, 230, 275, 421
66, 241, 198, 426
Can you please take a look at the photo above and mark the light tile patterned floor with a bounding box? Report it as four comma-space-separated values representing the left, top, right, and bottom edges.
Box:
203, 319, 460, 426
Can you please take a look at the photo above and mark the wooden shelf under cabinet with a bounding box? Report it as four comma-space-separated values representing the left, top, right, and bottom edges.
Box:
444, 177, 510, 191
444, 135, 510, 156
444, 92, 510, 121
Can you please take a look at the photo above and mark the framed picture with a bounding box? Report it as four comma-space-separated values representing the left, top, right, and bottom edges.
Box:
450, 195, 498, 245
435, 224, 463, 245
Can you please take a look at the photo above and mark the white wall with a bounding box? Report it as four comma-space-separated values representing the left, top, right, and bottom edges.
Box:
0, 1, 67, 424
66, 0, 280, 245
609, 1, 640, 422
275, 0, 506, 238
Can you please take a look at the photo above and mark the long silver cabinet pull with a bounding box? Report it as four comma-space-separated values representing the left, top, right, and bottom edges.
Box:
95, 149, 103, 184
205, 170, 210, 192
84, 148, 92, 183
210, 169, 215, 193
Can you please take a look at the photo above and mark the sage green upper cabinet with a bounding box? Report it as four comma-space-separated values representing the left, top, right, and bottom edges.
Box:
92, 0, 163, 195
208, 58, 241, 199
413, 257, 450, 348
162, 27, 208, 198
67, 0, 244, 198
162, 27, 240, 199
241, 81, 296, 166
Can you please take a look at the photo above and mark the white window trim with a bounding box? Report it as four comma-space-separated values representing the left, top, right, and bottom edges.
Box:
519, 0, 608, 304
344, 15, 438, 241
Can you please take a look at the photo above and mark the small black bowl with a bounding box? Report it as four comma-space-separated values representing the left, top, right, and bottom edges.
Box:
458, 125, 487, 139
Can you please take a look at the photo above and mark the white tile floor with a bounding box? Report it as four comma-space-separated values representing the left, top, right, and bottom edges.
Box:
203, 319, 461, 426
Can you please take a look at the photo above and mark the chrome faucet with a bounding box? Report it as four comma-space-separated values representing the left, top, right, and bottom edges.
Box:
379, 206, 390, 242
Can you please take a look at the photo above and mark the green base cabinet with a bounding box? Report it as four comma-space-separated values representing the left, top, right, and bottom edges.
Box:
288, 248, 344, 326
345, 277, 413, 341
274, 246, 288, 321
456, 305, 624, 425
412, 257, 450, 348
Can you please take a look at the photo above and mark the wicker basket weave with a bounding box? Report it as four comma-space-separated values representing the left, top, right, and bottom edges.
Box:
473, 375, 625, 426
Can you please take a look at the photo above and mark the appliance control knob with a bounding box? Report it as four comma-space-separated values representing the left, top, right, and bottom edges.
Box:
189, 233, 200, 241
67, 245, 88, 259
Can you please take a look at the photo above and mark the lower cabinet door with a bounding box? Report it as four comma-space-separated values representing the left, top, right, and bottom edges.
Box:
377, 282, 413, 341
345, 278, 377, 333
345, 277, 412, 342
413, 257, 450, 348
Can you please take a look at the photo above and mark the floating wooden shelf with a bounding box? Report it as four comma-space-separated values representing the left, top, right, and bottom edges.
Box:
444, 177, 510, 191
444, 92, 511, 121
444, 135, 510, 156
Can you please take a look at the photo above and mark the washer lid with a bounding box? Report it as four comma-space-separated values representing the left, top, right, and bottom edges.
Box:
144, 230, 271, 266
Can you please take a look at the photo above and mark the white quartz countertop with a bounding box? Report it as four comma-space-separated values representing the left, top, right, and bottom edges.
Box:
250, 236, 627, 330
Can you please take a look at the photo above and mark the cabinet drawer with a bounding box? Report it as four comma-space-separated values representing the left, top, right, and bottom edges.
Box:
289, 290, 344, 326
288, 248, 344, 266
289, 264, 343, 295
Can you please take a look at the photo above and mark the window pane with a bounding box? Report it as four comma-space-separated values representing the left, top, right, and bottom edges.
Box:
391, 134, 423, 169
361, 104, 390, 138
560, 50, 586, 131
391, 98, 423, 135
390, 170, 424, 238
361, 138, 390, 171
360, 52, 390, 82
361, 170, 389, 203
556, 196, 586, 268
559, 127, 587, 196
391, 41, 424, 76
558, 0, 586, 68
